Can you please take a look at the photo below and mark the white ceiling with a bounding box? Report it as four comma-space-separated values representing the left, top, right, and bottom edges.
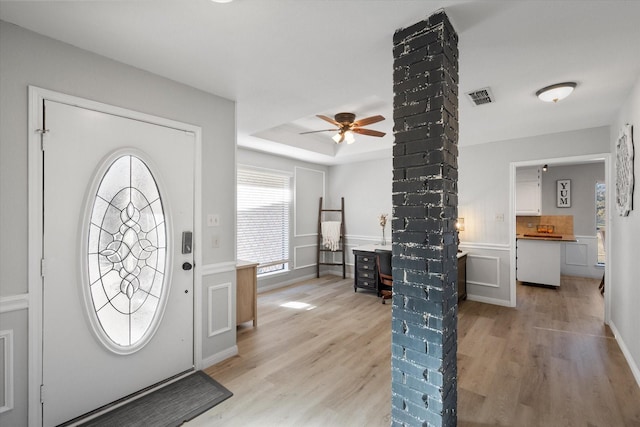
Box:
2, 0, 639, 165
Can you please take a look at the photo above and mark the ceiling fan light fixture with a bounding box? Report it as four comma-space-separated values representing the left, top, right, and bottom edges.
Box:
304, 112, 385, 144
536, 82, 577, 103
345, 131, 355, 144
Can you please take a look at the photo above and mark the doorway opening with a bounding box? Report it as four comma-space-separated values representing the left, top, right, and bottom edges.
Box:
511, 154, 610, 322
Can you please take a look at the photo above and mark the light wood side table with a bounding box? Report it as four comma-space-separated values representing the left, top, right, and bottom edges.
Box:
236, 260, 258, 327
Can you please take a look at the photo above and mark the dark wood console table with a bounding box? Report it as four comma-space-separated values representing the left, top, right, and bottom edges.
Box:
352, 244, 390, 294
353, 245, 468, 302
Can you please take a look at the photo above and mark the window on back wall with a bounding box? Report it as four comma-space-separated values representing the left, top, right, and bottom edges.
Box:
237, 167, 291, 276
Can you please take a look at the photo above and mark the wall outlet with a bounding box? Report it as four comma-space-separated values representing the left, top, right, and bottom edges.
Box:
495, 213, 504, 222
212, 235, 220, 248
207, 214, 220, 227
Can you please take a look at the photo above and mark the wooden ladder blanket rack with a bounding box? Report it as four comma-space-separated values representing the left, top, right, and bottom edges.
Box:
317, 197, 346, 278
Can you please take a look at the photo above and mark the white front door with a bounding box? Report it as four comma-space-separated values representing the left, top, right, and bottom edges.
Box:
42, 100, 195, 426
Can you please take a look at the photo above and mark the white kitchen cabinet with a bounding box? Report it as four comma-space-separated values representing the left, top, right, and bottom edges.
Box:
516, 166, 541, 216
516, 239, 561, 287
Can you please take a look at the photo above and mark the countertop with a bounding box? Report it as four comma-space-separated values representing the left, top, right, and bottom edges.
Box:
516, 233, 577, 242
354, 244, 468, 259
353, 244, 391, 252
237, 260, 260, 268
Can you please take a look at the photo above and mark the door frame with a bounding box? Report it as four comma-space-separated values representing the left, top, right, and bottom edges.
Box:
508, 152, 611, 322
27, 86, 203, 426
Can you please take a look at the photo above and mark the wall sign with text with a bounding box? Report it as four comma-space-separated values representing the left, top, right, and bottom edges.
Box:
557, 179, 571, 208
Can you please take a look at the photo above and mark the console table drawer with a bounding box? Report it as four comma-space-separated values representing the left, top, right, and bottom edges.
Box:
357, 270, 375, 280
357, 254, 375, 263
357, 278, 377, 290
353, 246, 391, 295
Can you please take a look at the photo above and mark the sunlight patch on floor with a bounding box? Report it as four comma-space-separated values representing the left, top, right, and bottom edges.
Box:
280, 301, 316, 310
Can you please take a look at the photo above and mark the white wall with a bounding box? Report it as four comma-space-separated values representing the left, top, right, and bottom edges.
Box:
540, 162, 605, 279
236, 148, 330, 291
459, 127, 610, 305
0, 21, 236, 426
609, 73, 640, 386
328, 156, 393, 274
541, 163, 604, 234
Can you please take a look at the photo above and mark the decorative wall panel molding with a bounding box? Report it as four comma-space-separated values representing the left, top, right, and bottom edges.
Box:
0, 330, 14, 413
0, 294, 29, 314
459, 242, 510, 252
207, 283, 232, 337
564, 241, 589, 266
345, 234, 379, 242
467, 255, 500, 288
293, 244, 318, 270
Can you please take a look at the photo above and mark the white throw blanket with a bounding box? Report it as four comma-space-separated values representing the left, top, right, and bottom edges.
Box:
321, 221, 342, 251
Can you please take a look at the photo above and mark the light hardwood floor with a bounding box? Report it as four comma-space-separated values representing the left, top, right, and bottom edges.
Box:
188, 275, 640, 427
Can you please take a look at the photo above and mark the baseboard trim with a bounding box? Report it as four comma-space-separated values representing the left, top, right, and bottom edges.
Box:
200, 345, 239, 370
257, 273, 319, 293
465, 294, 514, 307
609, 320, 640, 389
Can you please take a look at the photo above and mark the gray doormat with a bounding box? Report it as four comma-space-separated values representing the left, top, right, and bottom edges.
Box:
78, 371, 232, 427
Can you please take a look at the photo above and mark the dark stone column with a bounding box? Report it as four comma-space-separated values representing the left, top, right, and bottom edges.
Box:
391, 9, 459, 427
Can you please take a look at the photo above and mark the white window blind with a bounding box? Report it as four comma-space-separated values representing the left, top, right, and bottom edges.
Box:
237, 168, 290, 275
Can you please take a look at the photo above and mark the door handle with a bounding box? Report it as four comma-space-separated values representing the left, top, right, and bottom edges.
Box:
182, 262, 193, 271
182, 231, 193, 254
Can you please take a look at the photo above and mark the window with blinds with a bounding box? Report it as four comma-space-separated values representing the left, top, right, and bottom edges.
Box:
237, 168, 291, 276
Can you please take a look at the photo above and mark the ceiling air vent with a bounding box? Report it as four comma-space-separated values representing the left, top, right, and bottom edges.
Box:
466, 87, 494, 106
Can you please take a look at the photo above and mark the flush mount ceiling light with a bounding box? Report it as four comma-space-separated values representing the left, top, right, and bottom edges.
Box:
210, 0, 234, 3
536, 82, 577, 103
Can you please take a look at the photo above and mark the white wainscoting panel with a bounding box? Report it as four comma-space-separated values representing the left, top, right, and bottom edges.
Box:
294, 244, 318, 270
200, 261, 236, 276
0, 330, 14, 413
466, 255, 500, 288
565, 241, 589, 266
207, 283, 232, 338
561, 236, 602, 278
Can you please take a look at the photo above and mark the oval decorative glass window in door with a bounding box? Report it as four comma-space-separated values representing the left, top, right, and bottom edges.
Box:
87, 154, 167, 352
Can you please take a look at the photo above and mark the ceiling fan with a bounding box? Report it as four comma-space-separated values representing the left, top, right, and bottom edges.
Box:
300, 112, 386, 144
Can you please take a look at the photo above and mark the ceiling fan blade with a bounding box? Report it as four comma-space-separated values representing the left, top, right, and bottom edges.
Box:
317, 114, 340, 126
300, 129, 337, 135
353, 115, 385, 127
352, 128, 386, 137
